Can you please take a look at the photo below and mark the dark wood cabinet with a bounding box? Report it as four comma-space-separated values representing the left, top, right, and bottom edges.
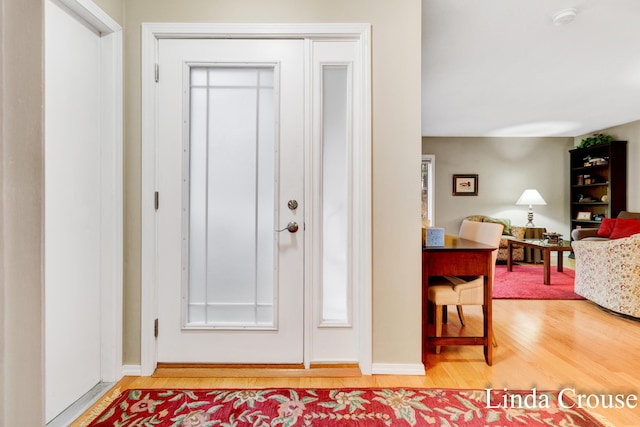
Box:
569, 141, 627, 238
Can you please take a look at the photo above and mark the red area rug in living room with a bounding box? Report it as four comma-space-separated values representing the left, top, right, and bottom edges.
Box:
493, 264, 583, 300
83, 387, 608, 426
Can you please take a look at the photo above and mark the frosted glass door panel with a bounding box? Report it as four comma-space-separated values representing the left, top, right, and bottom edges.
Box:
187, 66, 276, 328
321, 66, 351, 325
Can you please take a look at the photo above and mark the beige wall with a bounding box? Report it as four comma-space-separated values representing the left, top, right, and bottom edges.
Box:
422, 137, 574, 238
576, 120, 640, 212
122, 0, 423, 366
93, 0, 124, 25
0, 0, 45, 424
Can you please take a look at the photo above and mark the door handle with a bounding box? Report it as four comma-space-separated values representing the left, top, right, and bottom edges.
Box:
277, 221, 299, 233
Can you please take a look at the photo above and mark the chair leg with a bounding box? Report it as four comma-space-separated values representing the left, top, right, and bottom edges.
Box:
457, 305, 495, 345
456, 305, 466, 326
435, 304, 443, 354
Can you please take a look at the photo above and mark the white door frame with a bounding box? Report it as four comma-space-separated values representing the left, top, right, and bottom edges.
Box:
45, 0, 123, 382
140, 23, 372, 375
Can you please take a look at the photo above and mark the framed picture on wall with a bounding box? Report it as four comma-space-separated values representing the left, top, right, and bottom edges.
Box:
452, 174, 478, 196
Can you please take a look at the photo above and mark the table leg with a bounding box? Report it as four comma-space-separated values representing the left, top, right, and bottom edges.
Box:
557, 250, 564, 272
543, 250, 551, 285
507, 240, 513, 271
484, 309, 492, 365
484, 257, 493, 366
422, 254, 428, 365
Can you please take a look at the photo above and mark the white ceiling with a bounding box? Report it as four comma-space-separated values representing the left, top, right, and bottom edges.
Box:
422, 0, 640, 137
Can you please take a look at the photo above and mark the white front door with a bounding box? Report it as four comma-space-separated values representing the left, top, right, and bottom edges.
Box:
157, 39, 304, 363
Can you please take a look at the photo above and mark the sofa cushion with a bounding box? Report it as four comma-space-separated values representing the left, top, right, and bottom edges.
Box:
596, 217, 617, 237
510, 226, 526, 240
609, 218, 640, 239
482, 217, 511, 235
617, 211, 640, 220
582, 236, 611, 241
465, 215, 486, 223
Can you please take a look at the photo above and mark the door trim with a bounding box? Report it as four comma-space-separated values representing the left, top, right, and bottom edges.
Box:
141, 23, 372, 375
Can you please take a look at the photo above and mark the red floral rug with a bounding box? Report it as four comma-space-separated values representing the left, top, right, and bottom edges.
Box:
83, 387, 607, 426
493, 265, 583, 300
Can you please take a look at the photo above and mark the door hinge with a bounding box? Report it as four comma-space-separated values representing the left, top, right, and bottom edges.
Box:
155, 64, 159, 83
155, 191, 159, 210
154, 318, 159, 338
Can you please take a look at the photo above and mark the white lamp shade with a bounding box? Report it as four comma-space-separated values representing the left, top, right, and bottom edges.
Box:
516, 189, 547, 206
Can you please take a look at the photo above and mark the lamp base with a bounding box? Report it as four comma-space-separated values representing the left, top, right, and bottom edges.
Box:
525, 209, 535, 227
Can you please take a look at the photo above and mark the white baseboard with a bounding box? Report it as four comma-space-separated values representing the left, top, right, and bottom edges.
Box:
124, 363, 425, 376
371, 363, 426, 375
46, 382, 115, 427
122, 364, 143, 376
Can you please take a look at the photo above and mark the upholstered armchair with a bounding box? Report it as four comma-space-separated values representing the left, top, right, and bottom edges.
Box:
572, 235, 640, 318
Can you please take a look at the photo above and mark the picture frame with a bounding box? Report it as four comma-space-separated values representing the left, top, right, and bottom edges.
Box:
452, 174, 478, 196
576, 211, 592, 221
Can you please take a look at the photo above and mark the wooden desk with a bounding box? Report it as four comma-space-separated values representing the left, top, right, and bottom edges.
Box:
422, 235, 497, 365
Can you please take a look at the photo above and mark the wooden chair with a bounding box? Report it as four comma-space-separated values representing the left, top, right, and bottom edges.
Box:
427, 220, 503, 353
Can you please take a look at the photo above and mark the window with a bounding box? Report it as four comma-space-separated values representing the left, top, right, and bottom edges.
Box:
421, 155, 435, 227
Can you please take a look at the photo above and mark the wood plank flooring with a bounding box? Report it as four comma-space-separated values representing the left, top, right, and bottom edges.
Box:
72, 261, 640, 426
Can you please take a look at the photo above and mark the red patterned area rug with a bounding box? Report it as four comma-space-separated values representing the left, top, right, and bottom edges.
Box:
493, 264, 583, 300
83, 388, 608, 426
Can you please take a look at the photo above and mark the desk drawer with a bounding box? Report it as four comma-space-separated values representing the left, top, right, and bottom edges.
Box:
423, 251, 489, 277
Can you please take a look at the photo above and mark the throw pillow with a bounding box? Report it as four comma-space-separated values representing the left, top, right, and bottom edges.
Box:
465, 215, 486, 223
609, 218, 640, 239
510, 226, 526, 240
483, 217, 511, 236
596, 217, 616, 237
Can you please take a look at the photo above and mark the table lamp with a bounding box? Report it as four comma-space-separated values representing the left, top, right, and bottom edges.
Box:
516, 189, 547, 227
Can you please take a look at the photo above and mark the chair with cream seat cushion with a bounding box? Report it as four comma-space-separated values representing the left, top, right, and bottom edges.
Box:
427, 220, 503, 353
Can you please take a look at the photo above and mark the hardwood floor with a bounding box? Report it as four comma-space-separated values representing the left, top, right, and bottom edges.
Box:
72, 260, 640, 426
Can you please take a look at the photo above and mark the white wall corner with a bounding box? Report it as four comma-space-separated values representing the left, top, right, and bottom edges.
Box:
371, 363, 426, 376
